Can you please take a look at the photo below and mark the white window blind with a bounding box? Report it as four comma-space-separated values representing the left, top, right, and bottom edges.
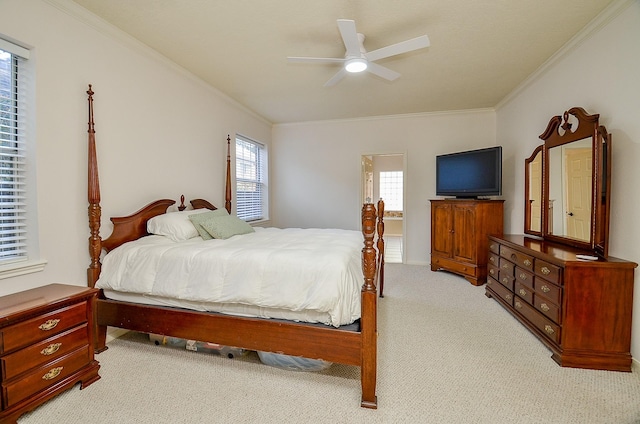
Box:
0, 44, 28, 263
379, 171, 403, 211
235, 135, 267, 221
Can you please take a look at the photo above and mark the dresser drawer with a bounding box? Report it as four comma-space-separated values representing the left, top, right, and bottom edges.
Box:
513, 298, 560, 345
488, 263, 499, 281
488, 252, 500, 268
535, 296, 561, 324
487, 277, 514, 306
1, 325, 89, 381
0, 302, 88, 354
3, 346, 90, 408
534, 278, 561, 304
514, 281, 533, 304
535, 260, 561, 284
514, 267, 534, 290
488, 240, 500, 254
498, 271, 515, 291
498, 258, 515, 275
499, 246, 534, 271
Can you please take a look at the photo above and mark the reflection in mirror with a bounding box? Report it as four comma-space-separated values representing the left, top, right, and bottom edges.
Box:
547, 138, 592, 242
524, 145, 543, 235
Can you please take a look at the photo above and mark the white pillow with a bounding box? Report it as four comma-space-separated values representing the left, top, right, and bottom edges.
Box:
146, 209, 210, 242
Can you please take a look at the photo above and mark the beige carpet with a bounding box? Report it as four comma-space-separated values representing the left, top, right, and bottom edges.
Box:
19, 264, 640, 423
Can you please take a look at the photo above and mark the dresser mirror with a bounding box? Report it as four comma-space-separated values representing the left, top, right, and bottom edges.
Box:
524, 145, 543, 236
525, 107, 611, 257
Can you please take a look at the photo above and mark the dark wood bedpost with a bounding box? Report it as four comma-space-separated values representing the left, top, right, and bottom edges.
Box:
225, 135, 232, 214
87, 85, 108, 353
87, 85, 102, 289
360, 203, 378, 409
377, 199, 385, 297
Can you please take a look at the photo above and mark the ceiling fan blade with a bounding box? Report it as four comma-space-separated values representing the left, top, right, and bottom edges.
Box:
324, 68, 347, 87
365, 35, 430, 62
337, 19, 362, 57
287, 56, 345, 64
366, 62, 401, 81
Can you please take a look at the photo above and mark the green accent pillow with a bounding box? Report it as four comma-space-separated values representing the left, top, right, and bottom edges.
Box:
200, 215, 255, 240
188, 209, 229, 240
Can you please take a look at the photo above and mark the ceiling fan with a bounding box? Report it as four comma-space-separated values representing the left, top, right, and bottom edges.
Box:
287, 19, 430, 87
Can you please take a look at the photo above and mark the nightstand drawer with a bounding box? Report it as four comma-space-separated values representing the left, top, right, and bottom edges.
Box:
1, 302, 88, 354
3, 346, 90, 408
1, 325, 89, 381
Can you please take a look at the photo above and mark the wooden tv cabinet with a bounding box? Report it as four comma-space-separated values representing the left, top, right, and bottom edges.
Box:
486, 234, 637, 371
430, 199, 504, 285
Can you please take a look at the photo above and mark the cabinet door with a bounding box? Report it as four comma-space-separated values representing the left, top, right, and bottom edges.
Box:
452, 204, 476, 263
431, 203, 453, 257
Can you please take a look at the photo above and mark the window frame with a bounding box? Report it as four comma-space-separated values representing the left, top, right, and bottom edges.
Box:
234, 134, 268, 222
0, 37, 45, 279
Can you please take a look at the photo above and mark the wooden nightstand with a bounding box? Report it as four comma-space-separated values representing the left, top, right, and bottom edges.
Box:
0, 284, 100, 423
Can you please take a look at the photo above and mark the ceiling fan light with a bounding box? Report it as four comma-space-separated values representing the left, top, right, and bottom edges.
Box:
345, 58, 367, 73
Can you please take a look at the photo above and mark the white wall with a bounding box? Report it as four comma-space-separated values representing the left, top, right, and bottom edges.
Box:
271, 110, 497, 265
496, 0, 640, 358
0, 0, 271, 296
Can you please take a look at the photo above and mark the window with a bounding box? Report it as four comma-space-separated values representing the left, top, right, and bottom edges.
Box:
0, 38, 43, 277
235, 135, 267, 222
379, 171, 403, 211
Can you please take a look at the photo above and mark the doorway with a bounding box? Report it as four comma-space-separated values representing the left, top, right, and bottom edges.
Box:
361, 153, 405, 263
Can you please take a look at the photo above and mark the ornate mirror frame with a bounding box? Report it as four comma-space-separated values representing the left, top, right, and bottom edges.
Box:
528, 107, 611, 257
524, 145, 544, 237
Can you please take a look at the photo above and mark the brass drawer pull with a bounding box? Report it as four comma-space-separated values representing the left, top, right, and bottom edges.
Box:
540, 303, 550, 312
505, 294, 512, 301
42, 367, 63, 381
540, 285, 551, 293
39, 319, 61, 331
515, 301, 522, 309
523, 259, 532, 267
502, 264, 510, 269
544, 325, 555, 335
519, 273, 527, 280
41, 343, 62, 356
489, 269, 495, 275
502, 277, 509, 284
489, 257, 496, 263
541, 266, 551, 275
490, 243, 497, 251
519, 289, 527, 296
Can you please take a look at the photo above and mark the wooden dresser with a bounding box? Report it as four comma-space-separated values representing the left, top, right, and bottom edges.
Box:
430, 199, 504, 285
0, 284, 100, 423
486, 235, 636, 371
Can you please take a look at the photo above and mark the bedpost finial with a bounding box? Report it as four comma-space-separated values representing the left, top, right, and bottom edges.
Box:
87, 84, 95, 134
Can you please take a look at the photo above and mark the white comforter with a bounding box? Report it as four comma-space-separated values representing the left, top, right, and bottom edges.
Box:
96, 227, 364, 327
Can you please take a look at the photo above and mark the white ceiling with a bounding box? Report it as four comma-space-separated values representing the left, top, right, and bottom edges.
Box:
70, 0, 614, 124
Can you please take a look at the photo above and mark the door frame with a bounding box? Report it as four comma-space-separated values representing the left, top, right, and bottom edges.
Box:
360, 152, 407, 264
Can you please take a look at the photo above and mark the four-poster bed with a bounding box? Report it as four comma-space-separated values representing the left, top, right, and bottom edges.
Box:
85, 85, 384, 408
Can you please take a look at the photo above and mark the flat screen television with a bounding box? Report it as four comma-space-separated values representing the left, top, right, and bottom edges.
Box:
436, 146, 502, 198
